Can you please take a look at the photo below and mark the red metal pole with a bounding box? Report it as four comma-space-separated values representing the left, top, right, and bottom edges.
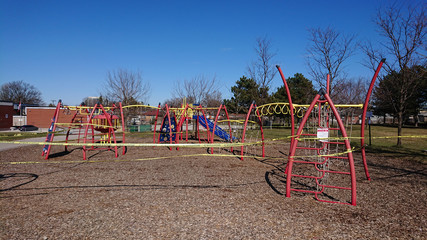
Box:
212, 105, 224, 154
42, 100, 62, 159
223, 105, 233, 152
241, 102, 256, 161
324, 93, 357, 206
65, 107, 78, 152
276, 65, 295, 141
254, 105, 265, 158
119, 102, 126, 155
200, 106, 211, 142
276, 66, 295, 173
99, 104, 118, 158
165, 104, 173, 150
360, 58, 385, 181
286, 94, 321, 198
153, 103, 160, 144
83, 104, 98, 160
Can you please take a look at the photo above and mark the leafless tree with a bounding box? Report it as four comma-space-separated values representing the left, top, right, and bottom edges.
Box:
0, 80, 44, 105
247, 36, 277, 102
171, 74, 222, 107
333, 77, 369, 104
102, 68, 150, 125
361, 2, 426, 146
103, 68, 150, 106
163, 97, 183, 108
306, 27, 357, 96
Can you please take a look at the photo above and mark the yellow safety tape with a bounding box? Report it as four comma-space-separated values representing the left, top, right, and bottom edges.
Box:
0, 140, 261, 148
0, 153, 247, 165
218, 120, 246, 124
55, 122, 119, 129
292, 135, 427, 141
0, 146, 358, 165
289, 148, 355, 159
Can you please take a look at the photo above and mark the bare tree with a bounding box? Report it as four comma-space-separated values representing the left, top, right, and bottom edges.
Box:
306, 27, 357, 96
171, 74, 222, 107
103, 68, 150, 106
163, 97, 183, 108
0, 80, 44, 105
247, 36, 277, 103
333, 77, 369, 104
102, 68, 150, 125
361, 2, 426, 146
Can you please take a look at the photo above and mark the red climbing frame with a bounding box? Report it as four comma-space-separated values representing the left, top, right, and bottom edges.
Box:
277, 59, 385, 185
287, 90, 357, 205
43, 102, 125, 160
82, 103, 125, 160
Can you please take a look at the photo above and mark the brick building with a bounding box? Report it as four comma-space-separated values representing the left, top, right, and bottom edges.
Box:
26, 107, 77, 128
0, 101, 14, 129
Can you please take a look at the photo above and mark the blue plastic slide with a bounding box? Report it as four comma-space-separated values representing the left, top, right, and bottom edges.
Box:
193, 115, 235, 141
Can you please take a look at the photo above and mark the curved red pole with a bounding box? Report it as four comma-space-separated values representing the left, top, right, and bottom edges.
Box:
42, 99, 62, 159
153, 103, 161, 145
165, 104, 173, 150
119, 102, 126, 155
324, 93, 357, 206
276, 65, 295, 173
276, 65, 295, 139
360, 58, 385, 181
83, 104, 98, 160
212, 105, 223, 154
286, 94, 320, 198
223, 105, 234, 152
65, 107, 78, 152
254, 106, 265, 158
98, 104, 118, 157
241, 102, 255, 160
200, 106, 211, 142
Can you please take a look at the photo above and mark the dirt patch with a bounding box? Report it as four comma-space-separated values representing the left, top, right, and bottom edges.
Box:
1, 137, 426, 239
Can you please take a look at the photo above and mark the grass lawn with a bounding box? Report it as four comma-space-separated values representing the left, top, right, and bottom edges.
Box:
0, 131, 48, 141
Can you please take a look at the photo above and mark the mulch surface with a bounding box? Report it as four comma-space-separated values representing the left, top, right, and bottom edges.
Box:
1, 136, 426, 239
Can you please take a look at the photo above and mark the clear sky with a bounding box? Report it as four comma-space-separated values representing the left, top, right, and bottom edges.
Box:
0, 0, 401, 106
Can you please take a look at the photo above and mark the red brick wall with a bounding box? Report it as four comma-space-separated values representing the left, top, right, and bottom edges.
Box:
26, 108, 77, 128
0, 105, 14, 129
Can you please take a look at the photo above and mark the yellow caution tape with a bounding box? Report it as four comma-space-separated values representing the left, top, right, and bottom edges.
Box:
0, 140, 260, 148
0, 153, 248, 165
289, 148, 355, 159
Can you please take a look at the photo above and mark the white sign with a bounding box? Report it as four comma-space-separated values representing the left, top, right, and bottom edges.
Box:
317, 128, 329, 141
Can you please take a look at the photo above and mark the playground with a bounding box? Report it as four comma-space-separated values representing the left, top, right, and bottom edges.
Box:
1, 134, 426, 238
1, 60, 426, 238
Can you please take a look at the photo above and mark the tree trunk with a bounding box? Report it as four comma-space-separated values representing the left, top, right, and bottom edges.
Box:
414, 114, 419, 127
397, 111, 403, 146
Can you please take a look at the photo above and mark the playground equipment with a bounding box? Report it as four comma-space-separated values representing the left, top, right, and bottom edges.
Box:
152, 102, 264, 159
153, 103, 234, 146
42, 101, 126, 160
275, 59, 385, 205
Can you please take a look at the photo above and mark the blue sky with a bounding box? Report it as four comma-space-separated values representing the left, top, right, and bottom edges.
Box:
0, 0, 396, 106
